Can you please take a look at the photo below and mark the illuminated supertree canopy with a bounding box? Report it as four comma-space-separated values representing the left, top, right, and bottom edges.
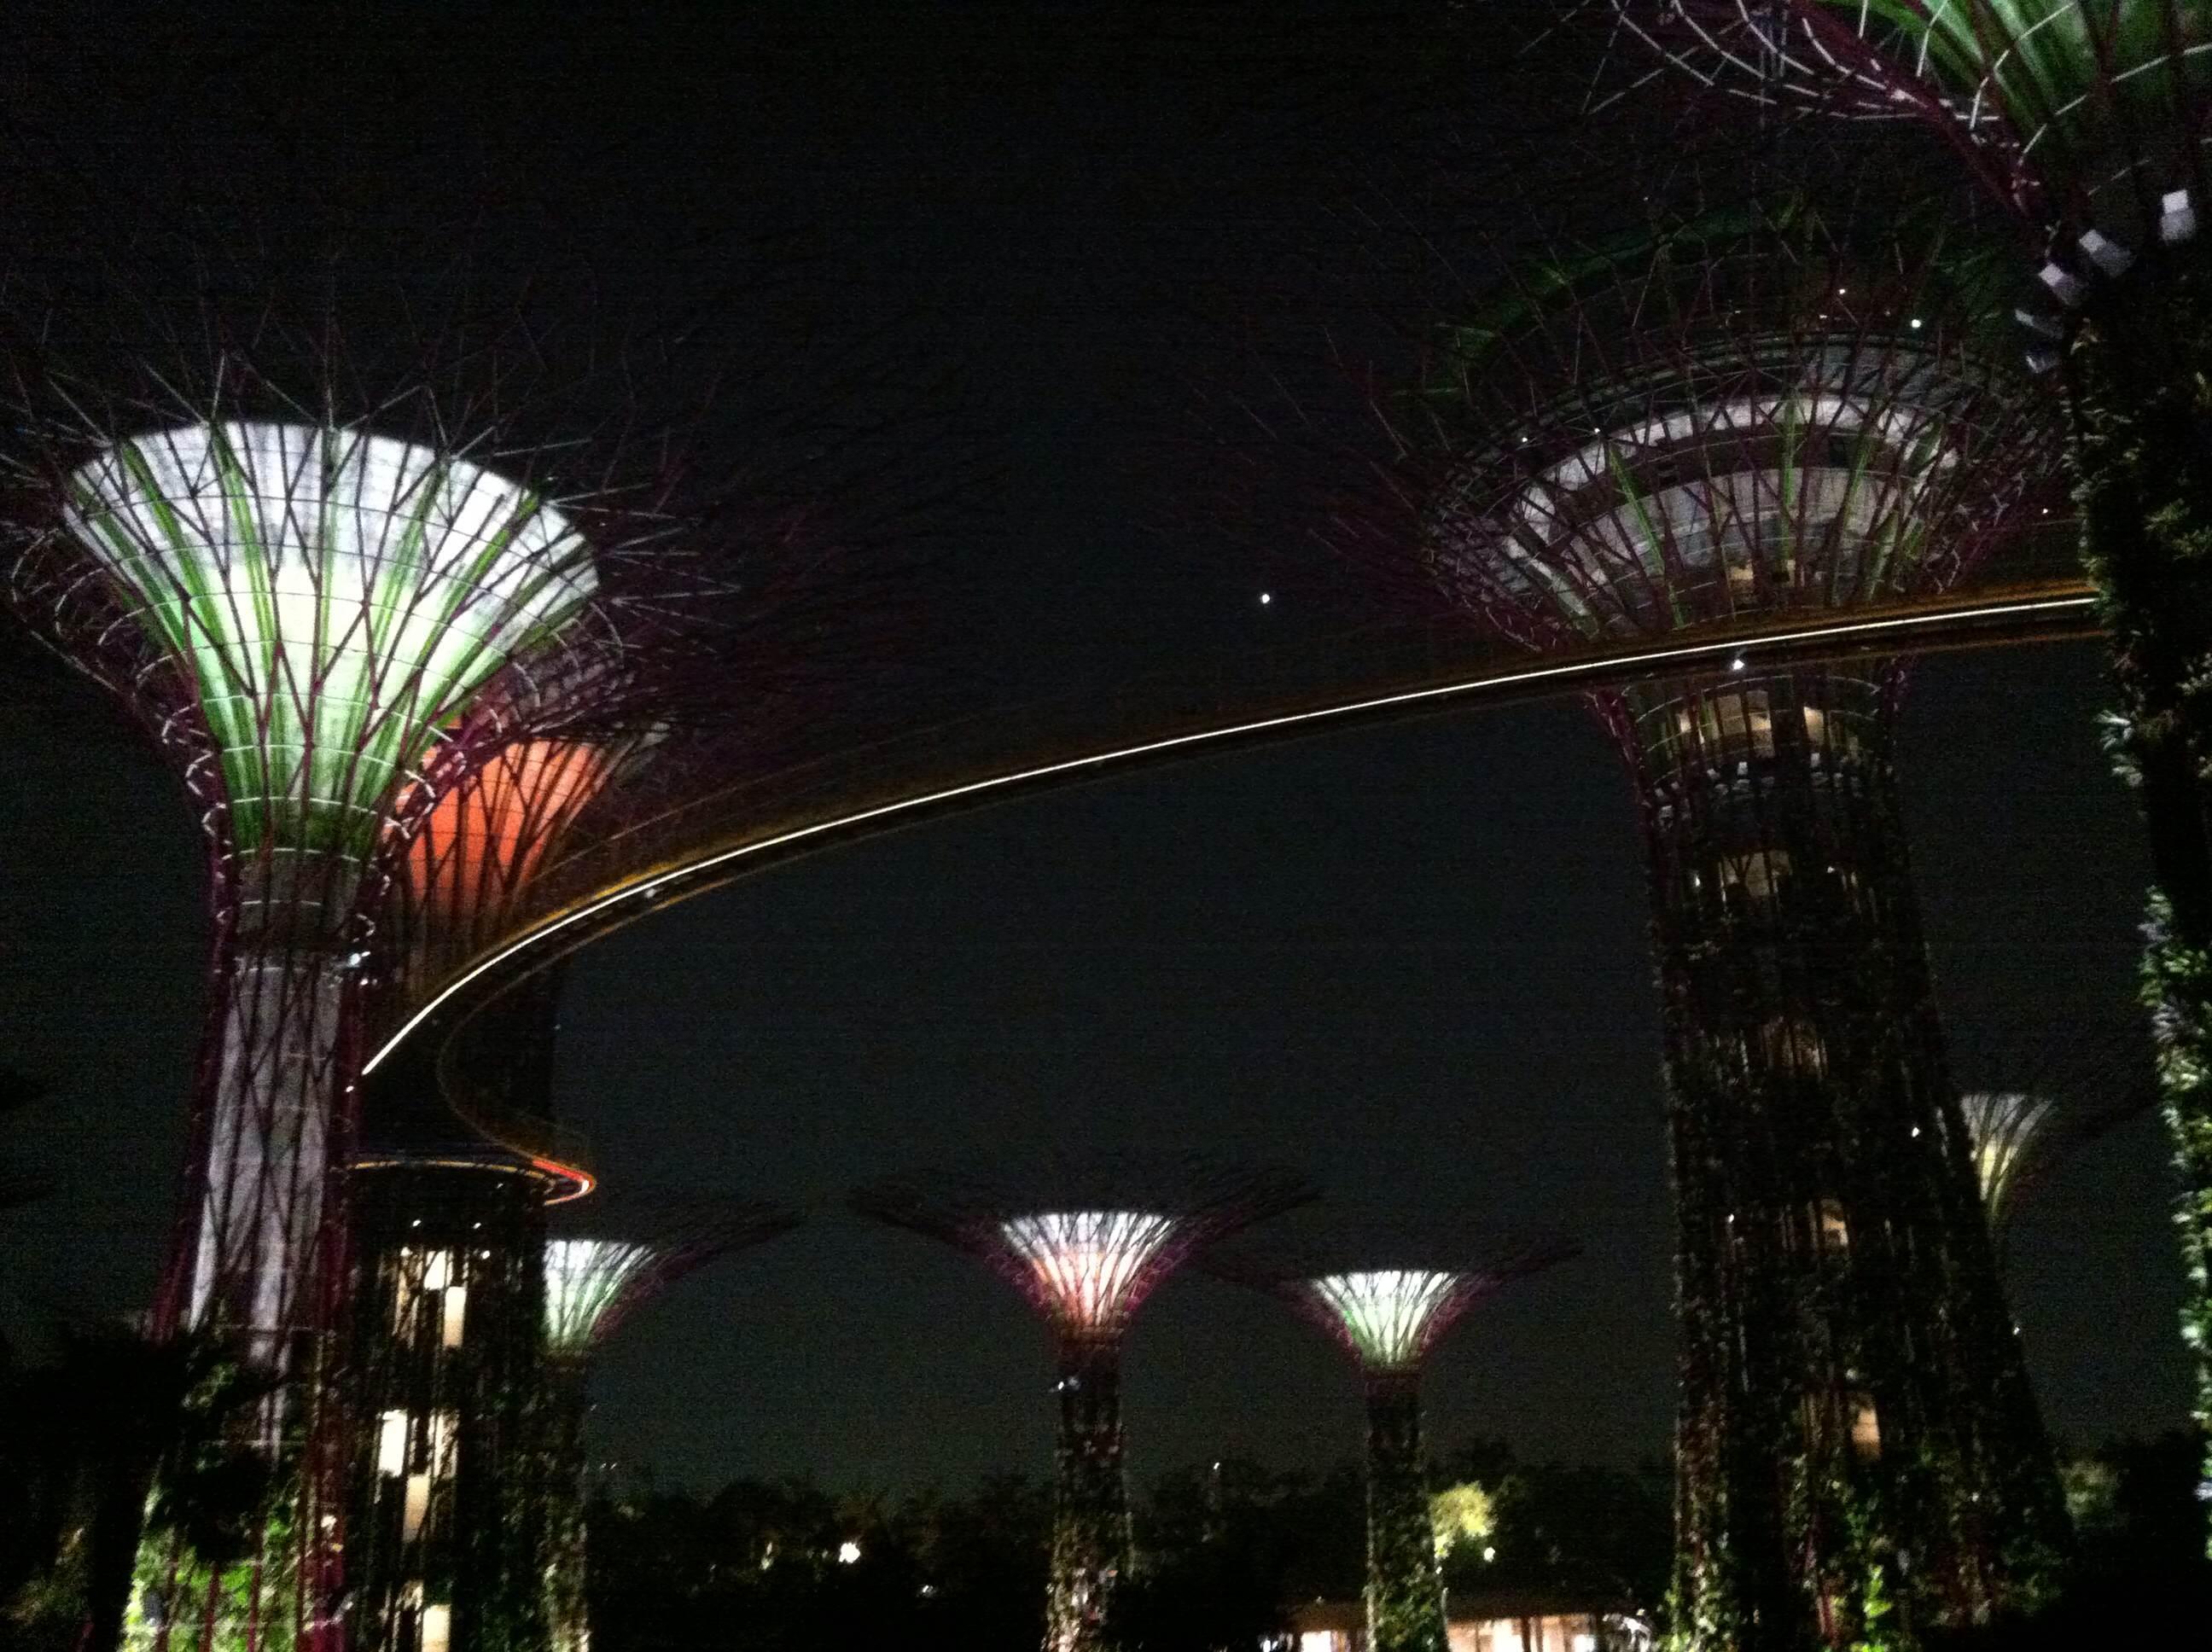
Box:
1417, 202, 2050, 655
853, 1162, 1313, 1652
1208, 1234, 1575, 1652
993, 1208, 1189, 1341
542, 1204, 801, 1364
65, 421, 596, 862
543, 1237, 662, 1359
1949, 1026, 2164, 1266
1602, 4, 2212, 1538
1363, 195, 2070, 1648
1960, 1090, 2062, 1241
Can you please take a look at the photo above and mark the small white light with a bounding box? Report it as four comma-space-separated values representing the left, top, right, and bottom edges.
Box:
2162, 189, 2197, 244
2079, 229, 2133, 277
1729, 656, 1746, 673
2039, 261, 2087, 308
1482, 1546, 1497, 1562
1908, 317, 1923, 329
1258, 591, 1272, 606
1836, 286, 1848, 296
1911, 1126, 1921, 1137
838, 1540, 862, 1565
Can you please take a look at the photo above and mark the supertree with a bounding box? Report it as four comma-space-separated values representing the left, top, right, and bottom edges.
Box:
534, 1207, 798, 1652
0, 323, 712, 1652
1361, 195, 2072, 1649
1598, 0, 2212, 1538
1207, 1234, 1576, 1652
851, 1162, 1313, 1652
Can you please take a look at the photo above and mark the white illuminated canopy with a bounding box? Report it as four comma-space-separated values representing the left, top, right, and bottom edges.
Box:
1301, 1269, 1470, 1372
997, 1209, 1183, 1333
544, 1238, 656, 1354
1959, 1090, 2058, 1228
65, 421, 598, 858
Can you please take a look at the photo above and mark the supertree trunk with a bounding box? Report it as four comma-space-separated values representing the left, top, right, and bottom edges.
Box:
1363, 1373, 1447, 1652
1630, 667, 2068, 1651
1047, 1333, 1131, 1652
347, 1166, 551, 1652
2066, 270, 2212, 1487
137, 861, 363, 1652
540, 1362, 591, 1652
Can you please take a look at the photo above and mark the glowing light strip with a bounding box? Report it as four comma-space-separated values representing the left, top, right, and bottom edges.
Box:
365, 588, 2095, 1075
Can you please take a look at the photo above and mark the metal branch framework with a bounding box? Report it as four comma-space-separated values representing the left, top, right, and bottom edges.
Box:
1606, 3, 2212, 237
852, 1162, 1313, 1652
1210, 1235, 1575, 1652
1399, 201, 2069, 1649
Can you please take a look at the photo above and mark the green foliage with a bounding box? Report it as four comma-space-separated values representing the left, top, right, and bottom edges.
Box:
1431, 1442, 1671, 1613
0, 1324, 282, 1652
1429, 1481, 1495, 1561
2065, 248, 2212, 1556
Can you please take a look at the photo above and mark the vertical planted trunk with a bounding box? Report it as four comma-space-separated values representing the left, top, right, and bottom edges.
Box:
1364, 1373, 1447, 1652
137, 858, 363, 1652
348, 1165, 550, 1652
540, 1361, 592, 1652
2068, 267, 2212, 1517
1047, 1334, 1131, 1652
1631, 667, 2067, 1650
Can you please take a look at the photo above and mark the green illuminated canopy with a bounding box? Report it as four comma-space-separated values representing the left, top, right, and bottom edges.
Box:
1297, 1270, 1475, 1374
543, 1238, 656, 1356
64, 421, 597, 861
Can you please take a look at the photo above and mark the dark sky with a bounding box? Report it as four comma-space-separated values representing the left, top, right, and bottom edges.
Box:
0, 2, 2190, 1497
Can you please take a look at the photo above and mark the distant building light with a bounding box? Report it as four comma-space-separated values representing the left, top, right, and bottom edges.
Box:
838, 1540, 862, 1565
1259, 591, 1273, 606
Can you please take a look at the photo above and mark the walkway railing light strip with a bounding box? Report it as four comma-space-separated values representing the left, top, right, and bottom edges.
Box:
365, 586, 2095, 1075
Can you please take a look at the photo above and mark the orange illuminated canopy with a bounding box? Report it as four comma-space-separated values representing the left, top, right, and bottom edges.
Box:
405, 740, 614, 922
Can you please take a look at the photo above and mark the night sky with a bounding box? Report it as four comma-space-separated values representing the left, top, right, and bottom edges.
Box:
0, 3, 2191, 1498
